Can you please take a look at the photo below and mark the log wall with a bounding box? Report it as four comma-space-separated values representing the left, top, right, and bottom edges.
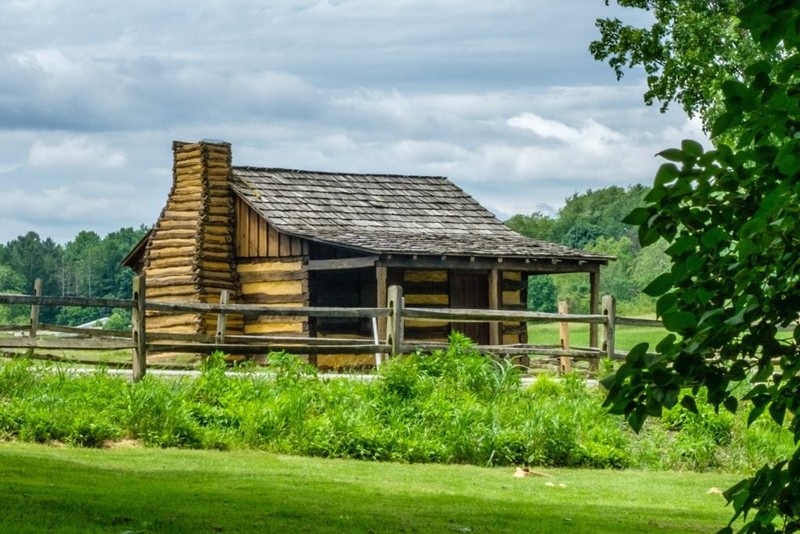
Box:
501, 271, 528, 344
403, 269, 451, 340
237, 258, 308, 335
398, 268, 527, 345
143, 141, 242, 336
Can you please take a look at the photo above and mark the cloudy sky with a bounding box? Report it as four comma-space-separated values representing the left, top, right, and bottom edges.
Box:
0, 0, 704, 245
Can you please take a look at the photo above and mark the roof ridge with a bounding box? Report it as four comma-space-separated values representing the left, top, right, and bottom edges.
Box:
232, 166, 447, 180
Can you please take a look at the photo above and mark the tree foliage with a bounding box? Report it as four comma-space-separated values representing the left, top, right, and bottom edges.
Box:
590, 0, 766, 127
507, 185, 648, 246
600, 2, 800, 531
527, 275, 558, 313
506, 185, 663, 314
0, 227, 148, 327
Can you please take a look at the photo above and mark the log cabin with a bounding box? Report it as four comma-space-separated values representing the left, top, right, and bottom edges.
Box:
123, 140, 611, 367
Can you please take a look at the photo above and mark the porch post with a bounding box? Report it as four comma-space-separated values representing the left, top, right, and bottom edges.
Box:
376, 264, 388, 340
589, 269, 601, 371
489, 268, 501, 345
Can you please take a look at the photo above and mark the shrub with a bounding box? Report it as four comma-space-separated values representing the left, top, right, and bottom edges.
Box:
0, 340, 793, 474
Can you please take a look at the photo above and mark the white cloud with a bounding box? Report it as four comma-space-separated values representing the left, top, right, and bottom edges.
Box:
28, 137, 128, 168
508, 113, 581, 142
0, 187, 106, 222
0, 1, 706, 244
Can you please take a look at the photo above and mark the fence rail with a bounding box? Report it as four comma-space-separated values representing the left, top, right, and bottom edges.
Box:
0, 276, 666, 381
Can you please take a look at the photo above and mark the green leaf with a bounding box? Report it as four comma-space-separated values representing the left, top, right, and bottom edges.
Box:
643, 185, 665, 203
655, 333, 676, 353
757, 182, 790, 218
712, 111, 738, 137
665, 235, 698, 258
778, 54, 800, 82
654, 163, 680, 187
724, 308, 748, 326
723, 396, 738, 415
752, 362, 774, 383
661, 384, 680, 409
744, 59, 772, 78
657, 148, 685, 163
628, 404, 647, 433
680, 395, 698, 414
656, 293, 678, 318
638, 225, 661, 247
621, 207, 652, 226
599, 373, 617, 390
722, 478, 750, 507
742, 383, 767, 401
701, 228, 729, 249
662, 310, 697, 332
625, 342, 650, 365
722, 79, 755, 109
769, 401, 786, 427
642, 272, 674, 297
681, 139, 704, 158
748, 403, 767, 427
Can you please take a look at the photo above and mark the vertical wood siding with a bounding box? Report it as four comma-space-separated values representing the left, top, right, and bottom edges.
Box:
235, 198, 309, 258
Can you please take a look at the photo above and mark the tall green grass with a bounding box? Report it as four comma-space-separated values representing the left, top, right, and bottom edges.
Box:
0, 333, 793, 473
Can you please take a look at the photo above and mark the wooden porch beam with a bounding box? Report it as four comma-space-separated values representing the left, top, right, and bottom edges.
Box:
307, 256, 379, 271
382, 256, 604, 273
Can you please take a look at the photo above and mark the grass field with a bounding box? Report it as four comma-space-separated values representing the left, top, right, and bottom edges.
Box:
528, 320, 667, 352
0, 441, 741, 533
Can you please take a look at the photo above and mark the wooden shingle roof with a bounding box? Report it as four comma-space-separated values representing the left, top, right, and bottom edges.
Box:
230, 167, 610, 263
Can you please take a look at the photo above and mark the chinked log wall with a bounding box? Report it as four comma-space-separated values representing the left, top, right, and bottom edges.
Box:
0, 281, 641, 383
401, 269, 527, 344
403, 269, 450, 340
144, 141, 243, 336
237, 258, 308, 336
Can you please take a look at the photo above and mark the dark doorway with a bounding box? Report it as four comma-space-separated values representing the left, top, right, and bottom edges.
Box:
449, 271, 490, 344
308, 267, 376, 337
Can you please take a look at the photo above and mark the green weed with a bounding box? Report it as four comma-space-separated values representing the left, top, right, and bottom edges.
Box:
0, 336, 793, 475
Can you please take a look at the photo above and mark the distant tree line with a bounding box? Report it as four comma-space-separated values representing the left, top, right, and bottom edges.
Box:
0, 227, 149, 327
505, 185, 669, 315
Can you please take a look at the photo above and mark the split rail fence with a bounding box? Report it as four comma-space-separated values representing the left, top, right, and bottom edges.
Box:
0, 276, 664, 382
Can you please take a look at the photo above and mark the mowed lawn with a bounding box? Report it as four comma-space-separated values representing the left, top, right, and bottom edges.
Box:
0, 442, 741, 533
528, 320, 667, 352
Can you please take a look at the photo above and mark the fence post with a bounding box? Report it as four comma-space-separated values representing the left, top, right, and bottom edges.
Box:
558, 300, 571, 375
131, 275, 146, 382
26, 278, 42, 357
602, 295, 616, 363
386, 285, 404, 358
589, 270, 600, 349
215, 290, 229, 345
29, 278, 42, 338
